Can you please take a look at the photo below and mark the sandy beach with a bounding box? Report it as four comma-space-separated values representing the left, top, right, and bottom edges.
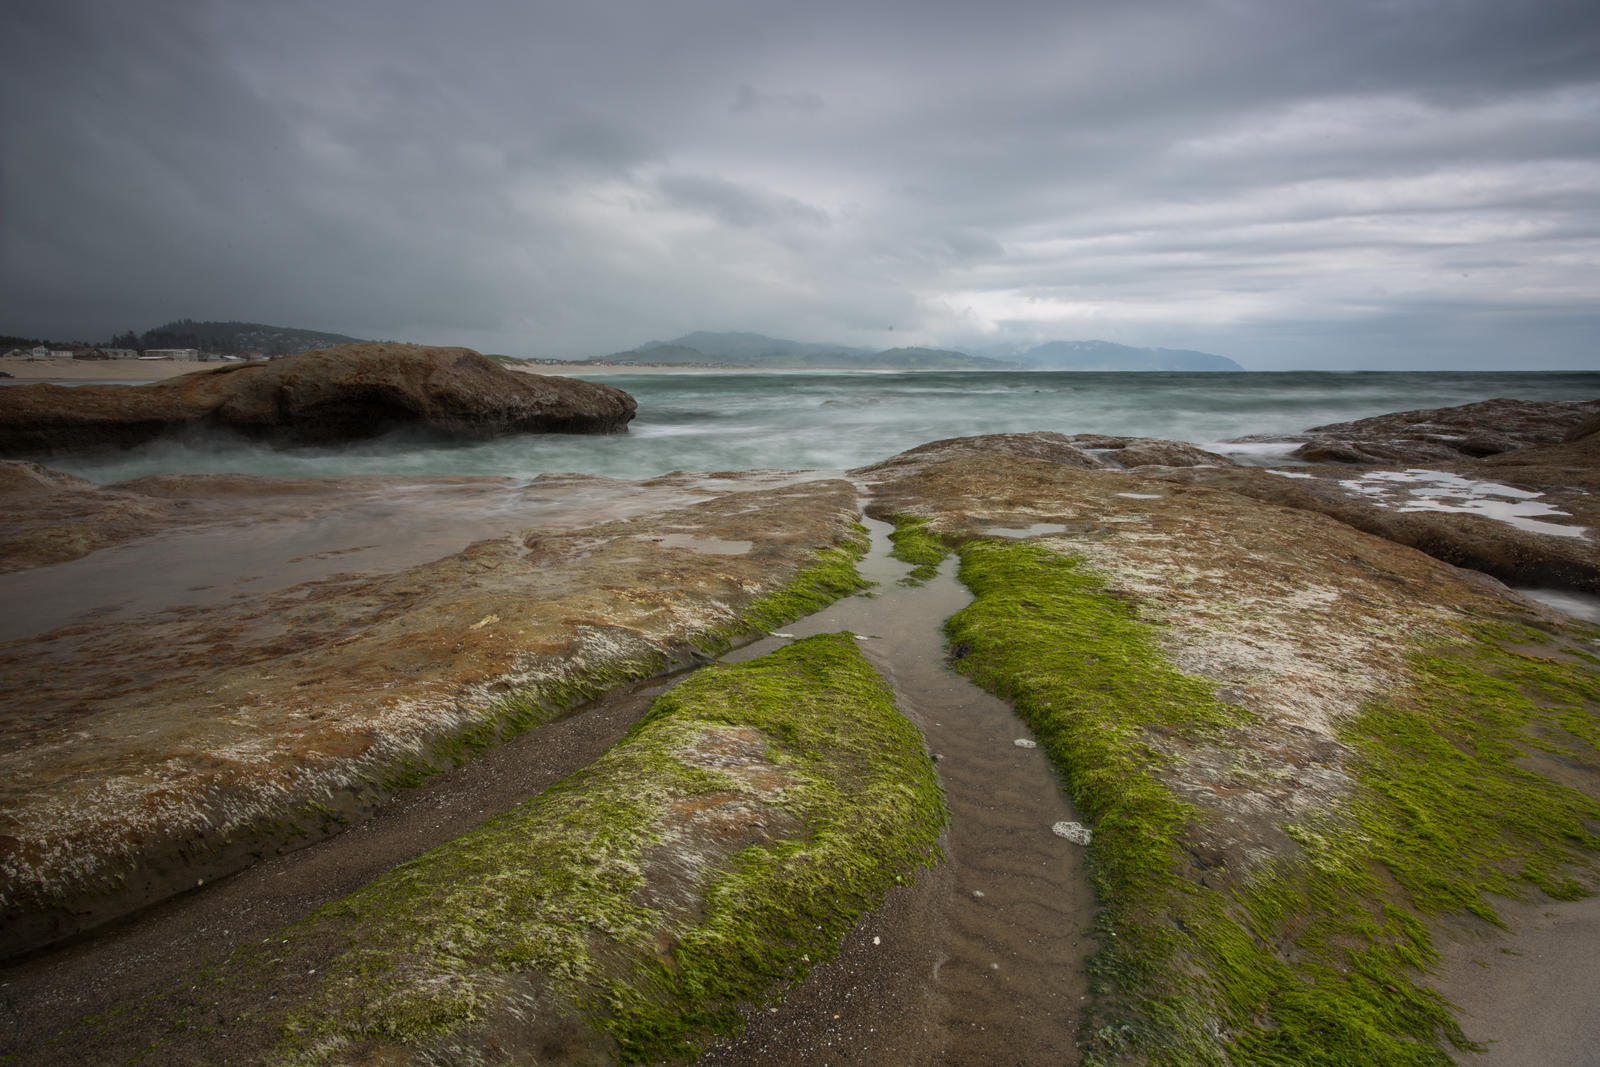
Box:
0, 356, 216, 382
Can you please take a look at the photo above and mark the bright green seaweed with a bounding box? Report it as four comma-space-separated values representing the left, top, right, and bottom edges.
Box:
380, 522, 872, 792
265, 631, 944, 1064
885, 514, 947, 585
944, 538, 1600, 1066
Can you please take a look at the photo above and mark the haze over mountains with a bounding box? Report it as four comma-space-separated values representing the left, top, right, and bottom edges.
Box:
7, 320, 1245, 371
596, 331, 1245, 371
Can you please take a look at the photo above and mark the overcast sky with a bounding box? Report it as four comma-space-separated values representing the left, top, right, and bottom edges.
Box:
3, 0, 1598, 368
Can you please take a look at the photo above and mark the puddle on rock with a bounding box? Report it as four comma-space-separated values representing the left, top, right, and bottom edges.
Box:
981, 522, 1069, 539
0, 471, 798, 644
1516, 588, 1600, 625
706, 515, 1095, 1065
1338, 469, 1588, 540
0, 482, 541, 643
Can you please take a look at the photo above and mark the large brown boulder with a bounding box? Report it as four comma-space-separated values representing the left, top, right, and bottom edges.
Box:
0, 343, 636, 454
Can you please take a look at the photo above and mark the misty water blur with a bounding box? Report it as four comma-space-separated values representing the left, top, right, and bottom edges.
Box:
42, 370, 1600, 483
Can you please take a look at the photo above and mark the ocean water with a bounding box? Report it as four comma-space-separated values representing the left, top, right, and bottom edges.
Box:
42, 370, 1600, 484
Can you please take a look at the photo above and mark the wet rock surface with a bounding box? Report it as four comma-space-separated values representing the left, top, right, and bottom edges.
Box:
861, 439, 1501, 879
2, 635, 944, 1066
853, 430, 1236, 478
0, 466, 861, 957
3, 412, 1599, 1064
1280, 396, 1600, 465
1181, 397, 1600, 593
0, 460, 521, 574
0, 343, 636, 454
858, 433, 1600, 1062
1155, 462, 1600, 593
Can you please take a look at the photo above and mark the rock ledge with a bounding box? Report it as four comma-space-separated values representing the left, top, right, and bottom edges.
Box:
0, 343, 636, 454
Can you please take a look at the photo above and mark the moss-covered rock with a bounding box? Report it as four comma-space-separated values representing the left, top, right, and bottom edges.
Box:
31, 634, 944, 1065
861, 439, 1600, 1065
0, 473, 870, 957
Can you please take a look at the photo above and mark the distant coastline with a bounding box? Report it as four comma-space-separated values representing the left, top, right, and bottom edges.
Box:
0, 356, 216, 383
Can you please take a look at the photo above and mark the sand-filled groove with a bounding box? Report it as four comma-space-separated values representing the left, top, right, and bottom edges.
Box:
0, 511, 1094, 1065
704, 514, 1097, 1065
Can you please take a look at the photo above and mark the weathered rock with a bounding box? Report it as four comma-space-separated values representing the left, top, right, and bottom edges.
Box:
859, 438, 1595, 874
1064, 433, 1237, 469
0, 460, 459, 573
0, 466, 863, 956
1153, 464, 1600, 593
1287, 396, 1600, 465
0, 459, 188, 571
0, 343, 636, 454
1184, 397, 1600, 593
853, 430, 1106, 474
4, 425, 1600, 1063
1479, 425, 1600, 488
1564, 412, 1600, 443
852, 431, 1236, 478
26, 634, 943, 1067
858, 433, 1600, 1062
0, 460, 96, 495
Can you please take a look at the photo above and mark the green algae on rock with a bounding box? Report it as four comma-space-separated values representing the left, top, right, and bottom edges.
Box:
945, 542, 1599, 1064
886, 513, 948, 585
55, 633, 943, 1066
858, 436, 1600, 1066
0, 474, 870, 958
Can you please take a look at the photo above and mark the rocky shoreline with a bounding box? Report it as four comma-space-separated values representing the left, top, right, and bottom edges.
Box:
0, 343, 636, 454
1, 394, 1598, 1063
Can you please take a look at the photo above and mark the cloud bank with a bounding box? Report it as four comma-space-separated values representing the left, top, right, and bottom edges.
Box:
3, 0, 1598, 368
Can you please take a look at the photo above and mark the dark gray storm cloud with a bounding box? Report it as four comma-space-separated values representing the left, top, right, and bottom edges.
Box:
3, 0, 1597, 367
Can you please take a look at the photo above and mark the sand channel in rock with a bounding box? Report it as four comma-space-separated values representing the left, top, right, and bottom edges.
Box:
703, 515, 1097, 1065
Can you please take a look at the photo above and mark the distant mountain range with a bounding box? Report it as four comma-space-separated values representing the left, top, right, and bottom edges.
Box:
7, 319, 1243, 370
590, 331, 1242, 371
597, 332, 1017, 370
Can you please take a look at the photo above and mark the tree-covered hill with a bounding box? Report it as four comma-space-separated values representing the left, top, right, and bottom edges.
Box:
123, 319, 369, 356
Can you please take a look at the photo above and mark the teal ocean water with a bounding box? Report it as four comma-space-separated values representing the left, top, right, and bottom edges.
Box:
45, 370, 1600, 483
